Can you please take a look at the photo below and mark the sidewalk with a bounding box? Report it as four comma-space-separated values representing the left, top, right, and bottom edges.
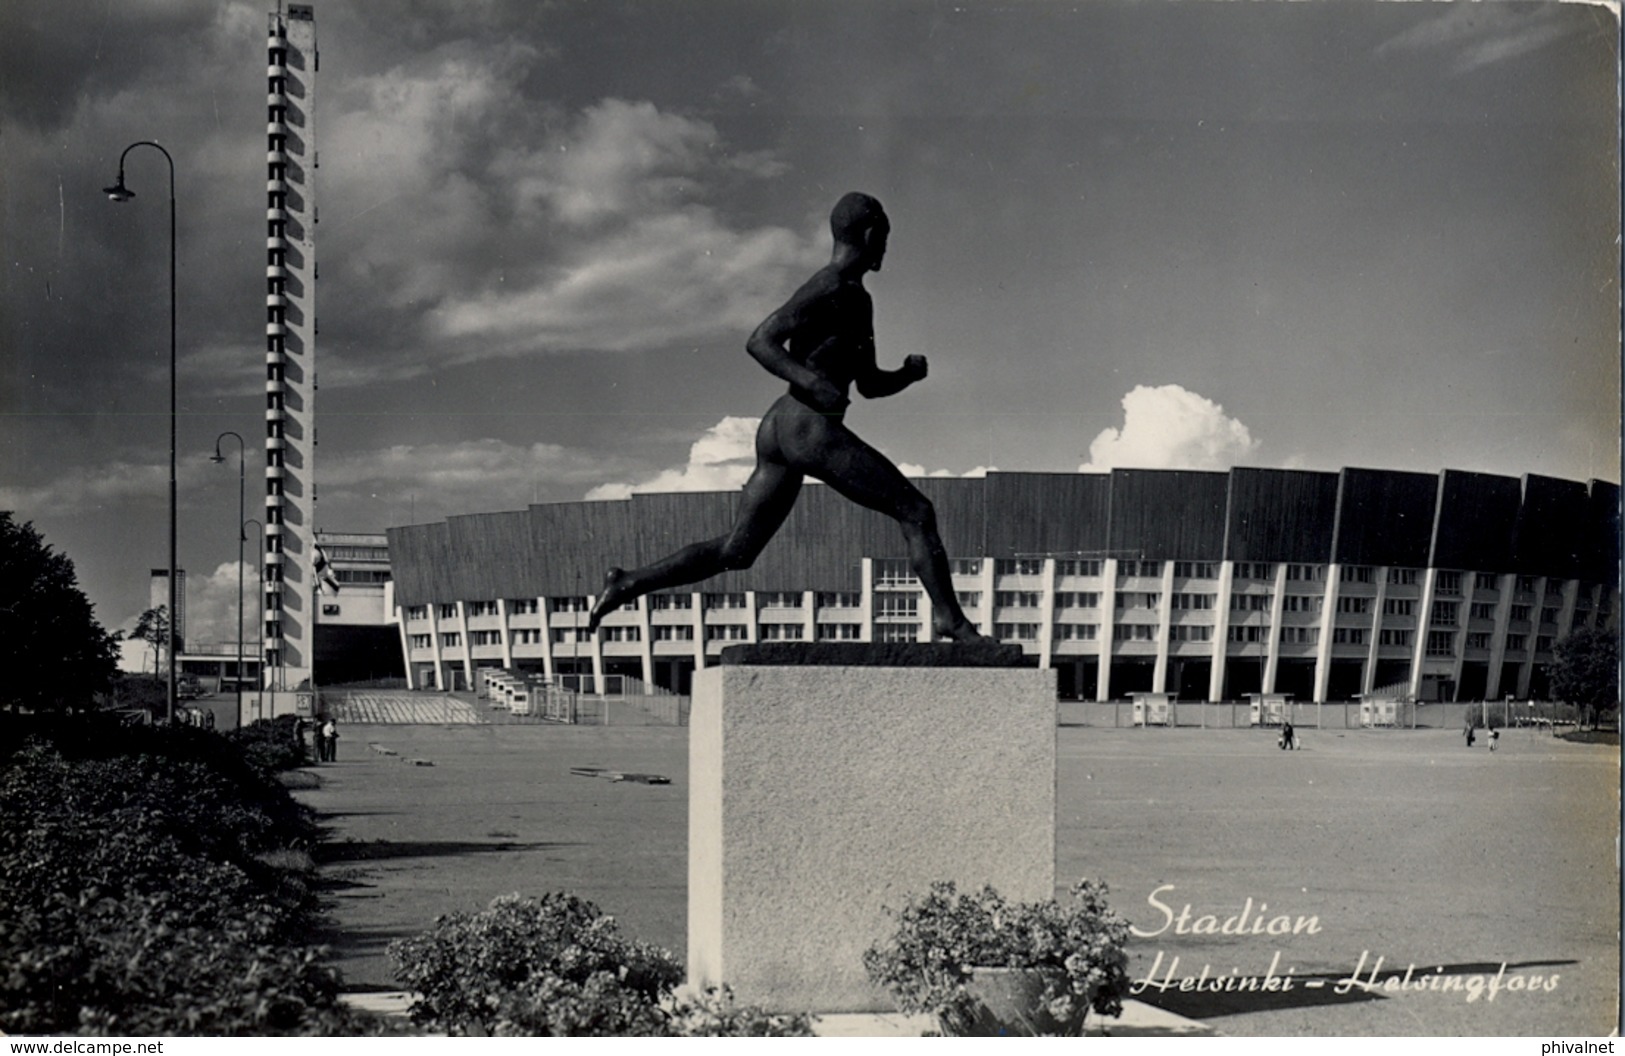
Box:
340, 991, 1212, 1037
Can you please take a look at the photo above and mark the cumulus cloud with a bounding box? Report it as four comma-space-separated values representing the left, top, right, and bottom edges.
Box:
895, 463, 996, 479
1080, 385, 1259, 472
586, 417, 760, 500
113, 559, 249, 672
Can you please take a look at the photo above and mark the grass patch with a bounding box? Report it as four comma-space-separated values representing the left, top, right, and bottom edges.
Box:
1557, 728, 1620, 746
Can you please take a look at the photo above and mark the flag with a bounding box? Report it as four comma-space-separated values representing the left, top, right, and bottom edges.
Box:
314, 544, 341, 595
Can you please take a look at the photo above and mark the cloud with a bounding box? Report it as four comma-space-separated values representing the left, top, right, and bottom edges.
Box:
1374, 5, 1583, 75
113, 558, 249, 670
896, 463, 995, 479
318, 439, 634, 520
0, 460, 217, 518
322, 77, 823, 377
586, 417, 759, 500
1080, 385, 1259, 472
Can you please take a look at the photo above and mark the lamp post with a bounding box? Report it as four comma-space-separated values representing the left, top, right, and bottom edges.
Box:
212, 432, 246, 723
105, 140, 177, 724
243, 518, 267, 721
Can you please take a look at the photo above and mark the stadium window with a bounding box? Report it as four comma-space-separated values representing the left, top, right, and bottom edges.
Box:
874, 559, 916, 586
874, 592, 920, 617
874, 623, 919, 642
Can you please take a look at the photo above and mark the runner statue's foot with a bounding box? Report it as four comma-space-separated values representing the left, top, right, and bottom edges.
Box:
585, 568, 630, 634
934, 617, 1001, 645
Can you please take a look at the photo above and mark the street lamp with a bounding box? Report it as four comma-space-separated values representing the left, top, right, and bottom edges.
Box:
213, 432, 246, 723
243, 518, 267, 721
105, 140, 178, 724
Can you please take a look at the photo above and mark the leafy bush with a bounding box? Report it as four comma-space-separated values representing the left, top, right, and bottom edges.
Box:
390, 893, 813, 1037
0, 722, 344, 1035
226, 713, 312, 775
863, 878, 1131, 1035
2, 891, 375, 1036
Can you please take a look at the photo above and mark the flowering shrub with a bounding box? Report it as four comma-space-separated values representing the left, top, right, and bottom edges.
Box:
389, 893, 814, 1037
862, 878, 1131, 1035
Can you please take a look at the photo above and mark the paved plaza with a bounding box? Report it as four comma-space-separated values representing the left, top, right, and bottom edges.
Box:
296, 720, 1619, 1037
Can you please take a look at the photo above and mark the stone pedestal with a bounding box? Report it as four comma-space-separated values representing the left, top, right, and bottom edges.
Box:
688, 643, 1056, 1012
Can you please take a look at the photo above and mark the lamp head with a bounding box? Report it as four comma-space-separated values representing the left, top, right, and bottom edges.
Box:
103, 176, 135, 202
210, 453, 226, 463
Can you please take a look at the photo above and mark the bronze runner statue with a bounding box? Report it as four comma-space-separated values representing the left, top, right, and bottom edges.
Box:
587, 192, 992, 643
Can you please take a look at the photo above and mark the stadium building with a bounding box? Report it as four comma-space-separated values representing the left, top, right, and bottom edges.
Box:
383, 467, 1619, 703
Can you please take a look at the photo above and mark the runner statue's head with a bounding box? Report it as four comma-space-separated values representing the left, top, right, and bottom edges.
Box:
831, 192, 889, 271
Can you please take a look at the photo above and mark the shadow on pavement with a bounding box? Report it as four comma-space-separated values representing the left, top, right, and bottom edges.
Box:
314, 839, 583, 864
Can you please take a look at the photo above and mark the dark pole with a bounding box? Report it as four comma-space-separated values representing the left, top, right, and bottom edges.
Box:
106, 140, 177, 724
214, 432, 245, 722
244, 519, 266, 721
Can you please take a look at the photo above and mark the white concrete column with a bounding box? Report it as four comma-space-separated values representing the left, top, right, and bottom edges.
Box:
496, 598, 514, 670
1151, 561, 1173, 692
1037, 557, 1058, 671
1313, 565, 1340, 703
1097, 559, 1118, 701
538, 596, 556, 682
1408, 569, 1438, 702
1362, 569, 1389, 698
1208, 560, 1234, 702
859, 558, 875, 643
1485, 574, 1514, 700
1262, 564, 1287, 693
455, 600, 473, 692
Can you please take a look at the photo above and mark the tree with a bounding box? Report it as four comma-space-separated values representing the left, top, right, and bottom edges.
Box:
1548, 626, 1620, 730
130, 606, 170, 679
0, 512, 121, 712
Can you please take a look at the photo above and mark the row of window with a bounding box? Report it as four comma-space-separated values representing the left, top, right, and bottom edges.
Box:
405, 572, 1590, 625
410, 623, 1564, 654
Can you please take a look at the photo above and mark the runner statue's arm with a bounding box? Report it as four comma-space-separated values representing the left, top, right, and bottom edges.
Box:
851, 289, 926, 399
745, 275, 849, 413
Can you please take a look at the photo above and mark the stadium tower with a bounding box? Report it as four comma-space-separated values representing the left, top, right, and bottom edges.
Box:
263, 4, 318, 691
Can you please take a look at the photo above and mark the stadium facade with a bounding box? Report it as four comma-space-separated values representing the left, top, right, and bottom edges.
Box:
384, 467, 1620, 703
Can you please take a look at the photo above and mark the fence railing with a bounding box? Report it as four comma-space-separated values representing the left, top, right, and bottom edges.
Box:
1054, 699, 1590, 730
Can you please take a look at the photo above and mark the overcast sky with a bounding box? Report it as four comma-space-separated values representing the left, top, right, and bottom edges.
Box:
1, 0, 1618, 657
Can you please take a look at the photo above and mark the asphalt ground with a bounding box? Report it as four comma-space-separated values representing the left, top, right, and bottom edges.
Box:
295, 720, 1619, 1037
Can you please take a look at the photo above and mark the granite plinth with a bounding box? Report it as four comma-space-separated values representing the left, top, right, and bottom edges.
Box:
718, 641, 1032, 667
688, 661, 1056, 1013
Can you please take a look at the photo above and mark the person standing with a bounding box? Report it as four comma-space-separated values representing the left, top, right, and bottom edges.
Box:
321, 717, 338, 762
